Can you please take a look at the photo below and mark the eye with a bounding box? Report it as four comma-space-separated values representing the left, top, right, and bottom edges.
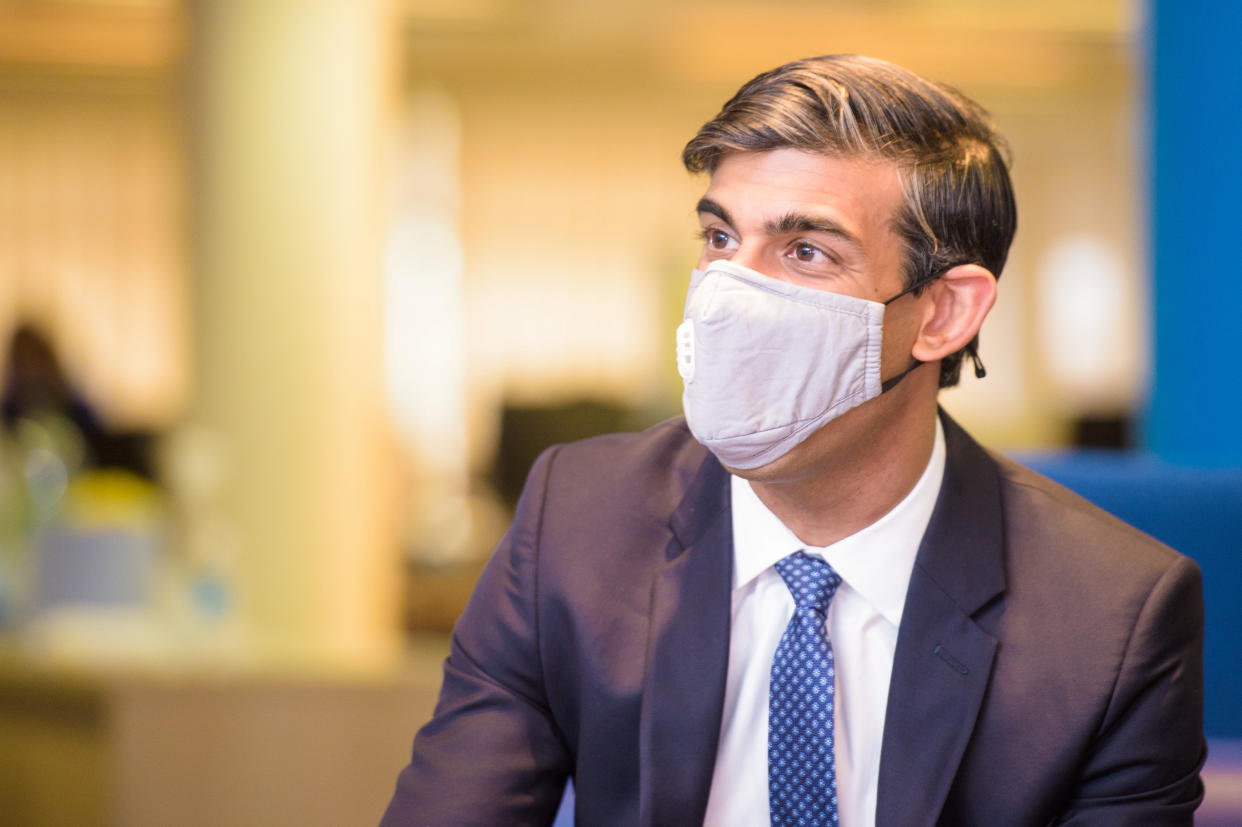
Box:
791, 242, 824, 263
700, 227, 737, 251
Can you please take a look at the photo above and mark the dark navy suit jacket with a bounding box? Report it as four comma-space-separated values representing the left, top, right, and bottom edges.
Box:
382, 414, 1205, 826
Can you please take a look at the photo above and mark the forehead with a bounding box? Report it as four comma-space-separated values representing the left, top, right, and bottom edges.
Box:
701, 148, 905, 237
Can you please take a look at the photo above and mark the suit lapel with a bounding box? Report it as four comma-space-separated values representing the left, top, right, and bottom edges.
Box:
876, 412, 1006, 827
638, 451, 733, 827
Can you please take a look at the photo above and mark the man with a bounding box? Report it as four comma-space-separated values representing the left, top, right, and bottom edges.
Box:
382, 55, 1205, 826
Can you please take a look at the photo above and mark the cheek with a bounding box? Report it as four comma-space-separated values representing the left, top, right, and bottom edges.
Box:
881, 307, 922, 367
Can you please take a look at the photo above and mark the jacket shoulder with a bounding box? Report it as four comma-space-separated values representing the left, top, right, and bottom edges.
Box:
938, 429, 1204, 823
990, 449, 1187, 578
535, 416, 713, 520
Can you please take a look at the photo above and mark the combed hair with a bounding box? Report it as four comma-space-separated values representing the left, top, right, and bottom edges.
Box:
682, 54, 1017, 387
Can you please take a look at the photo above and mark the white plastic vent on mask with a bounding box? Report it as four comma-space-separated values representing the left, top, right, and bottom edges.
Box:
676, 320, 695, 382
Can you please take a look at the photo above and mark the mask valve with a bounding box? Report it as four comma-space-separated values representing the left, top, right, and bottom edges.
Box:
676, 320, 696, 381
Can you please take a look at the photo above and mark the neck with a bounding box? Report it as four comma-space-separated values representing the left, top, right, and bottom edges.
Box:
744, 384, 940, 548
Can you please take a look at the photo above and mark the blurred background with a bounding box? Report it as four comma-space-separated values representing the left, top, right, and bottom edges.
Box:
0, 0, 1237, 824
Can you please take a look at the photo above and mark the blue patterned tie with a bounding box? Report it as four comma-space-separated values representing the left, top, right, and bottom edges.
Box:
769, 550, 843, 826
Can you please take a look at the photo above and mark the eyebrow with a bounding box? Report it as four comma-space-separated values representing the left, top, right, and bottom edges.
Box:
695, 197, 863, 250
767, 213, 861, 249
695, 197, 734, 227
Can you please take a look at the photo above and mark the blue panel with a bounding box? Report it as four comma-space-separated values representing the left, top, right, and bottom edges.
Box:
1019, 450, 1242, 737
1144, 1, 1242, 465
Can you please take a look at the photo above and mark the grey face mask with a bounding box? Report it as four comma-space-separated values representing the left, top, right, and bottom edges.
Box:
675, 259, 915, 470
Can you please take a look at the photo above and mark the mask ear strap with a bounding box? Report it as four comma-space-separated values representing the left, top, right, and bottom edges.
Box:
883, 343, 987, 394
883, 273, 987, 388
966, 340, 987, 379
879, 274, 936, 392
880, 360, 922, 393
882, 281, 924, 306
879, 277, 932, 392
883, 269, 946, 305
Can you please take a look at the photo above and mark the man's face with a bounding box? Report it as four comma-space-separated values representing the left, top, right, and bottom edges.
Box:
692, 148, 928, 479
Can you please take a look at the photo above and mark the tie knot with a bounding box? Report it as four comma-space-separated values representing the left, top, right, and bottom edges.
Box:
774, 550, 841, 612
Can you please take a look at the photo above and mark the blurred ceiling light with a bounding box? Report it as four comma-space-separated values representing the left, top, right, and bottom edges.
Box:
384, 87, 468, 480
1036, 234, 1141, 410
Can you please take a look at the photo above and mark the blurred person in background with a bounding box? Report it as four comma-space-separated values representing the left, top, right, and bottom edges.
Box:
0, 324, 162, 634
1, 323, 154, 480
383, 55, 1204, 826
2, 323, 105, 467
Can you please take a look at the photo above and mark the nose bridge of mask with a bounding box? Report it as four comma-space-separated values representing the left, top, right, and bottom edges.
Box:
690, 259, 889, 317
685, 265, 708, 300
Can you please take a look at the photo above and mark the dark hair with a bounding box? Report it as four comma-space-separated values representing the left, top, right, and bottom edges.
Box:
682, 54, 1017, 387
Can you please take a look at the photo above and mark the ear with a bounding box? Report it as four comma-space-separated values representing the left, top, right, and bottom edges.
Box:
911, 263, 997, 362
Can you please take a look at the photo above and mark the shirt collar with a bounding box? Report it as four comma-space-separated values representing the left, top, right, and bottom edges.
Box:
729, 417, 946, 628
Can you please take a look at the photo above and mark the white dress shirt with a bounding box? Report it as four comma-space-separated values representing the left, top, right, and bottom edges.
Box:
702, 419, 946, 827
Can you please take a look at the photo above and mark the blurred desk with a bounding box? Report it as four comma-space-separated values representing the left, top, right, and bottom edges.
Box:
0, 636, 448, 827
